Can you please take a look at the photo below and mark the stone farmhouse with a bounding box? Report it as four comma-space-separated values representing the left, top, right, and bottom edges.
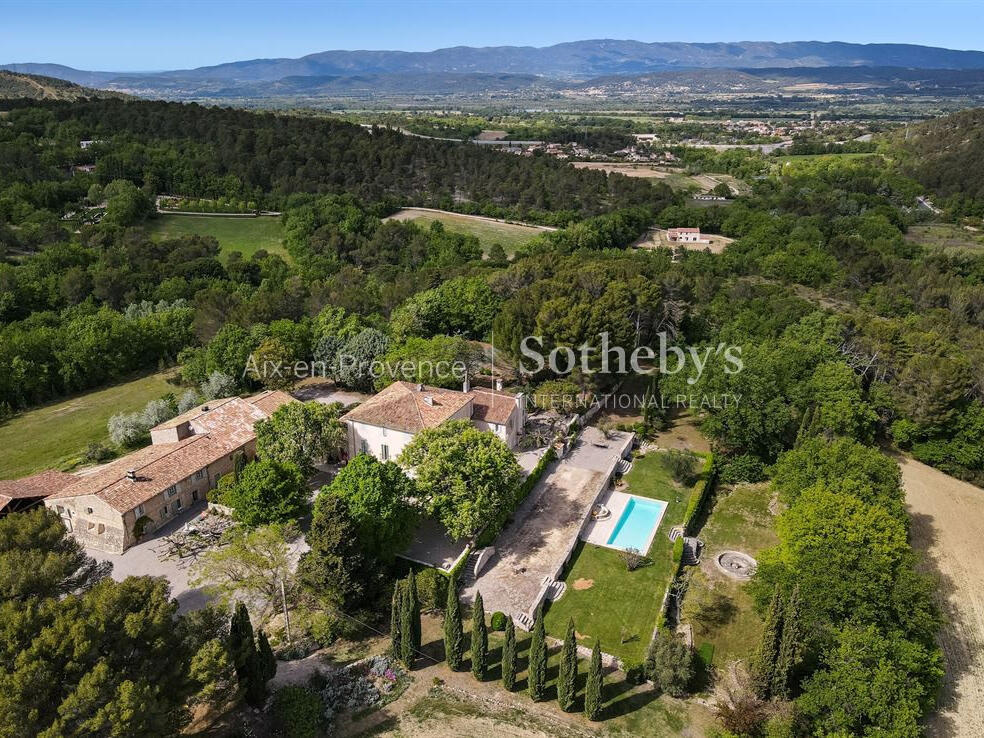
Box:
341, 380, 524, 462
0, 470, 77, 516
43, 390, 294, 554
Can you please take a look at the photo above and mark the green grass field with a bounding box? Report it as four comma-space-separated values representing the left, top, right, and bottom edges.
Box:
0, 372, 178, 479
774, 152, 879, 165
385, 208, 549, 255
681, 483, 778, 667
147, 214, 286, 260
543, 451, 705, 664
904, 222, 984, 253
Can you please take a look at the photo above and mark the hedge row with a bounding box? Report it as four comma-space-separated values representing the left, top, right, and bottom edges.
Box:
681, 453, 716, 536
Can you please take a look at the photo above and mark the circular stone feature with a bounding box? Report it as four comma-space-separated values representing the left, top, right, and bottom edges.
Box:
715, 551, 758, 580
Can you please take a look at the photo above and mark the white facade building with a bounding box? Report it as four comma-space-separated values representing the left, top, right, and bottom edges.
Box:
341, 380, 525, 461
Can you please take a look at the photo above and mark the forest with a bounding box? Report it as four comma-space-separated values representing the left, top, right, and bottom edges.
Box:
2, 95, 984, 735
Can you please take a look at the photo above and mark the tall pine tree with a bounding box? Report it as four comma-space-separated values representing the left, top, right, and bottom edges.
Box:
585, 639, 604, 721
390, 580, 403, 660
751, 589, 784, 699
443, 575, 464, 671
502, 616, 517, 691
557, 617, 578, 711
471, 591, 488, 680
527, 605, 548, 702
773, 585, 802, 699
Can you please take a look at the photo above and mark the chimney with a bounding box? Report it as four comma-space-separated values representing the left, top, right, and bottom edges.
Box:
417, 383, 424, 392
423, 396, 434, 406
462, 376, 470, 393
126, 469, 137, 482
201, 405, 209, 412
495, 378, 503, 391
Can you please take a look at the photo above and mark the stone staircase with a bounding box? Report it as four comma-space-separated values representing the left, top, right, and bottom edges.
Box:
682, 537, 703, 566
460, 550, 482, 587
542, 576, 567, 602
515, 612, 535, 631
615, 458, 632, 474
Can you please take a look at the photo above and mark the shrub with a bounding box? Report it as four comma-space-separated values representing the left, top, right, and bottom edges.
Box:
661, 449, 699, 486
718, 453, 767, 484
415, 567, 448, 612
83, 442, 114, 463
271, 685, 325, 738
672, 536, 685, 563
645, 630, 694, 697
620, 547, 650, 571
490, 611, 507, 631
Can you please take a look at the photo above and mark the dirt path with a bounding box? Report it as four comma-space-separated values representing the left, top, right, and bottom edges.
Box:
900, 456, 984, 737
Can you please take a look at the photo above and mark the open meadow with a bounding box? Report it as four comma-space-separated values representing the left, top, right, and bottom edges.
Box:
384, 208, 553, 255
0, 372, 177, 479
146, 214, 287, 260
905, 223, 984, 254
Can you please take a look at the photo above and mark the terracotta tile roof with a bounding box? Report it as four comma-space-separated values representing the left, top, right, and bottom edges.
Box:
151, 397, 241, 431
247, 390, 296, 417
341, 381, 473, 434
46, 434, 238, 513
151, 392, 296, 441
470, 387, 520, 425
0, 470, 78, 512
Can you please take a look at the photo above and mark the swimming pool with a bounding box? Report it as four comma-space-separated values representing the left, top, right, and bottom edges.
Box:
606, 496, 669, 552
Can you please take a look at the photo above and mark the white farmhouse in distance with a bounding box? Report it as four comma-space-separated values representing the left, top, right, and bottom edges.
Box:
667, 227, 711, 244
341, 380, 524, 462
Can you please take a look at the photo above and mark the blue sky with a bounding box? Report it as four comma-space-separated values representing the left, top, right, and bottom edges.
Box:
2, 0, 983, 71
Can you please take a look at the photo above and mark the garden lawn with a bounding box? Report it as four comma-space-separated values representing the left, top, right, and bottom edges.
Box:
0, 371, 177, 479
681, 483, 779, 667
146, 214, 286, 260
543, 451, 707, 665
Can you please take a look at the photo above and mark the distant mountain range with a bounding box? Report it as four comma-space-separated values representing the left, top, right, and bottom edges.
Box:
5, 39, 984, 103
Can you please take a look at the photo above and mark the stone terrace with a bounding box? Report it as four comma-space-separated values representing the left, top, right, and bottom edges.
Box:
462, 426, 633, 628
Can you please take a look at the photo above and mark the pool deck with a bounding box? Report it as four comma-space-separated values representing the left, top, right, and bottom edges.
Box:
462, 426, 634, 627
581, 490, 668, 553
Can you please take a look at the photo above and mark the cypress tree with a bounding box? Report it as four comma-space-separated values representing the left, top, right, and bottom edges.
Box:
399, 574, 417, 668
390, 580, 403, 660
406, 570, 421, 654
471, 591, 488, 680
751, 590, 784, 699
773, 586, 802, 699
527, 605, 547, 702
585, 640, 603, 721
257, 630, 277, 683
557, 617, 578, 711
244, 647, 268, 707
228, 601, 256, 684
443, 575, 464, 671
501, 616, 517, 691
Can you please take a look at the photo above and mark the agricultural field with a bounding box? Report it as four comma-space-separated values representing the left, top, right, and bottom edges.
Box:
146, 214, 287, 260
572, 162, 705, 192
0, 372, 177, 479
543, 451, 707, 664
385, 207, 553, 255
904, 222, 984, 253
680, 483, 779, 669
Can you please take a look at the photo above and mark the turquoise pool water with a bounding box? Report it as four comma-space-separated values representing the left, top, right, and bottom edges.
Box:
606, 496, 668, 552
